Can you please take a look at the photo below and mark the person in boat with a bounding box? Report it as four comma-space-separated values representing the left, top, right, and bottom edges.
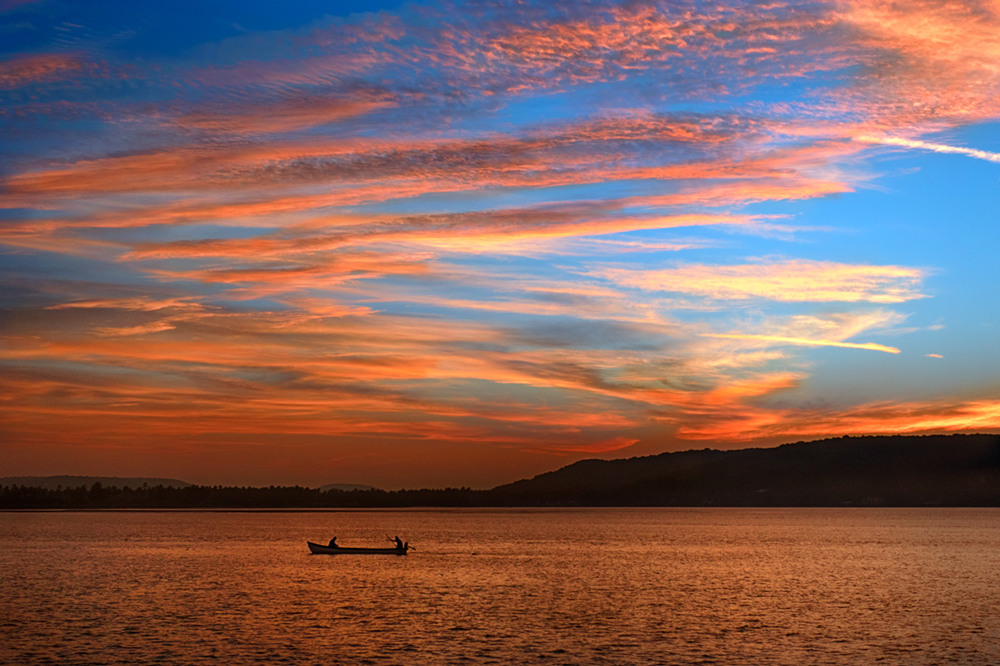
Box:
327, 537, 339, 548
393, 535, 404, 550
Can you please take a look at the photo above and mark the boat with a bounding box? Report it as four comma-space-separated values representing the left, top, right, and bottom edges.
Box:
307, 541, 409, 555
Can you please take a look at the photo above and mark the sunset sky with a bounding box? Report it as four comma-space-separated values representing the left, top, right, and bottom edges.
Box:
2, 0, 999, 488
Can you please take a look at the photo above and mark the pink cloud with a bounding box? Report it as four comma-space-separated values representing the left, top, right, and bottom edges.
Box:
0, 52, 83, 89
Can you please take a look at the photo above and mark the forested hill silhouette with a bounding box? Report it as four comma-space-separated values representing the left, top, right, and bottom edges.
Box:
3, 434, 1000, 508
489, 434, 1000, 506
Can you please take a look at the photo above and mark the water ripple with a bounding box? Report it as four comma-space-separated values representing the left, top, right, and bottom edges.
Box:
2, 508, 1000, 664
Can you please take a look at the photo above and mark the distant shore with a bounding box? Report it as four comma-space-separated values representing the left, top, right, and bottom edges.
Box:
5, 434, 999, 509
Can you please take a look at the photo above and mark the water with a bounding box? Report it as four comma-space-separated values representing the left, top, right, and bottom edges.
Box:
2, 508, 999, 664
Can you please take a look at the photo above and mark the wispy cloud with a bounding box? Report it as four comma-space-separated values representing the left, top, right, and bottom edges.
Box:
596, 260, 927, 304
857, 135, 1000, 164
0, 52, 84, 88
173, 95, 396, 136
677, 397, 1000, 442
705, 333, 900, 354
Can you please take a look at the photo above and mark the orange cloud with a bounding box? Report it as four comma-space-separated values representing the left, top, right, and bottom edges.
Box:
119, 203, 754, 262
679, 397, 1000, 442
1, 308, 663, 462
174, 96, 395, 135
0, 104, 822, 215
147, 252, 434, 289
638, 174, 853, 208
835, 0, 1000, 126
445, 1, 848, 95
45, 297, 203, 312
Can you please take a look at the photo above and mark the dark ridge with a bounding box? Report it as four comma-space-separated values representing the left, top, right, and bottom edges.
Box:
489, 434, 1000, 506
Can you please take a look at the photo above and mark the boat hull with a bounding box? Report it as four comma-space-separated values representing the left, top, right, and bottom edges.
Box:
308, 541, 408, 555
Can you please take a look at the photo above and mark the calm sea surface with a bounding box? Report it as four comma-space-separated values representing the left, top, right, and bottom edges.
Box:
2, 508, 999, 664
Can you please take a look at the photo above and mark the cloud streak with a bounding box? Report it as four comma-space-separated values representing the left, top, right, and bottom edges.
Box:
0, 53, 84, 89
597, 260, 927, 304
705, 333, 900, 354
857, 135, 1000, 164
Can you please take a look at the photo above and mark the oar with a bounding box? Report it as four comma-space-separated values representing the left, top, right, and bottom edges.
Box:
386, 534, 415, 551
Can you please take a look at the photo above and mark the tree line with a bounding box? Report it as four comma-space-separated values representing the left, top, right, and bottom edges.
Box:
0, 482, 487, 509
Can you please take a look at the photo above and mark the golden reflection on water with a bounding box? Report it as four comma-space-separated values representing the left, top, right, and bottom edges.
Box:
2, 508, 999, 664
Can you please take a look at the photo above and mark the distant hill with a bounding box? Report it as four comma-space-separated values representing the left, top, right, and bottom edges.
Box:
0, 476, 192, 490
318, 483, 378, 492
490, 434, 1000, 506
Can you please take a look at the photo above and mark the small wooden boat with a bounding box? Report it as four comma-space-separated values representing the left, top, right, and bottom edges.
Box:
307, 541, 409, 555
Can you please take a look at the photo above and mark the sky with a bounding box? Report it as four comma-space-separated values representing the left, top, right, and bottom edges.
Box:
1, 0, 999, 489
